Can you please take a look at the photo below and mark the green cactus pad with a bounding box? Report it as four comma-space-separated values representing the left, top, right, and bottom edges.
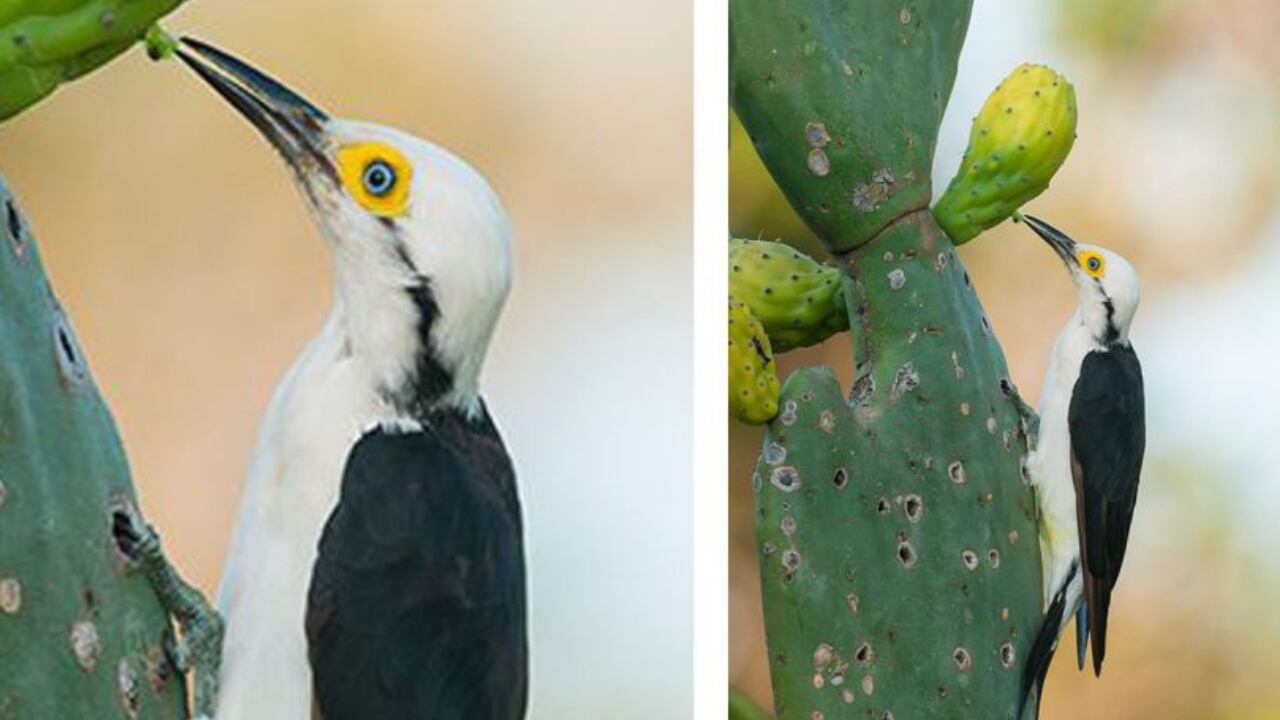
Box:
0, 0, 187, 121
731, 0, 972, 253
729, 294, 782, 425
933, 64, 1078, 245
0, 175, 187, 718
752, 214, 1041, 719
730, 239, 848, 352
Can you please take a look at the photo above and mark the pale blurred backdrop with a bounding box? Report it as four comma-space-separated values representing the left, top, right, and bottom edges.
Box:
731, 1, 1280, 718
0, 1, 691, 718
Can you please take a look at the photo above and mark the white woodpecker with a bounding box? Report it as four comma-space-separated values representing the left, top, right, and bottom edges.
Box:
176, 38, 526, 720
1017, 215, 1146, 718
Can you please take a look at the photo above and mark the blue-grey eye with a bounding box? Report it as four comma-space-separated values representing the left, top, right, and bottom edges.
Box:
1087, 257, 1101, 271
362, 160, 397, 197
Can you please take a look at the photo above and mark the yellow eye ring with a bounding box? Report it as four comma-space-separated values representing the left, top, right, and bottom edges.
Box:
337, 143, 413, 218
1079, 252, 1105, 278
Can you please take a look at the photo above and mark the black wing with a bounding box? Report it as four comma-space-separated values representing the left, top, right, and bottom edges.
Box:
306, 413, 526, 720
1068, 345, 1145, 676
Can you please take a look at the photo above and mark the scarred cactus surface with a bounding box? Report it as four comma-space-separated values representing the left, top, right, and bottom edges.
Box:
0, 175, 187, 718
732, 2, 1048, 718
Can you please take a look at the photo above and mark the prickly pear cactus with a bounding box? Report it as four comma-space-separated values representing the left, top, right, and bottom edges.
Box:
0, 175, 186, 719
0, 0, 187, 121
732, 2, 1045, 718
934, 64, 1077, 245
730, 239, 847, 353
729, 294, 781, 425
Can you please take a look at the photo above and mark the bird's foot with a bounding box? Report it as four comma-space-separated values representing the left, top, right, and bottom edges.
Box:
1000, 377, 1040, 449
111, 506, 224, 718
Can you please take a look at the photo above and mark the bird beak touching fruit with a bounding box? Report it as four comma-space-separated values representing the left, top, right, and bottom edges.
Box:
1022, 214, 1078, 266
177, 37, 337, 183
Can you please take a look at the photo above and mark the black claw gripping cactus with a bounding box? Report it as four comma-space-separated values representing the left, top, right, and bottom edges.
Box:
0, 176, 188, 718
732, 2, 1045, 718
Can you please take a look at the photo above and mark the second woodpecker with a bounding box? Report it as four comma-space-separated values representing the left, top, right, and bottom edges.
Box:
1018, 215, 1146, 716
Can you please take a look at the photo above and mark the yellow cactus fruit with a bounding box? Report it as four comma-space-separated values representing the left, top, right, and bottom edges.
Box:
933, 63, 1078, 245
729, 238, 847, 352
729, 294, 781, 425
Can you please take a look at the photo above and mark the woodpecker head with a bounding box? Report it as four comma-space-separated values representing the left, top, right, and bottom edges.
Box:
178, 38, 511, 416
1023, 215, 1140, 345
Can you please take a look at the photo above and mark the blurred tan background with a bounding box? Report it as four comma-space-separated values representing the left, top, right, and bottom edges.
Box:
731, 0, 1280, 718
0, 1, 691, 717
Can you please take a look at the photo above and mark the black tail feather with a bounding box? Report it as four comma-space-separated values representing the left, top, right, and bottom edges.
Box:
1018, 575, 1074, 719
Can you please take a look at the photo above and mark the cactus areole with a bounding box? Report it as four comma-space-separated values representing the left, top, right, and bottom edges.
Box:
733, 2, 1045, 718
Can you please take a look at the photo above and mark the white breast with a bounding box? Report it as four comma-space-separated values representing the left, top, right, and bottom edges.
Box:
213, 315, 390, 720
1027, 310, 1094, 603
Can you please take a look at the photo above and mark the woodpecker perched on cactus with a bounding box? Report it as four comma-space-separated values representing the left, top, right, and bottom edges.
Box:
1018, 215, 1145, 718
175, 38, 526, 720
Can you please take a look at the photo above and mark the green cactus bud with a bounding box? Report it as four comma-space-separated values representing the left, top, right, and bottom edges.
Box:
729, 294, 781, 425
0, 0, 187, 122
729, 238, 847, 352
933, 63, 1078, 245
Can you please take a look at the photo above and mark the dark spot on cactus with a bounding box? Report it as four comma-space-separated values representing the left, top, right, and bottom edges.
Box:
805, 122, 831, 148
83, 588, 97, 610
763, 442, 787, 466
938, 686, 949, 700
12, 33, 27, 48
70, 620, 101, 671
988, 549, 1001, 568
118, 658, 140, 719
962, 549, 979, 570
780, 399, 798, 426
780, 516, 797, 536
807, 148, 831, 177
0, 480, 5, 510
1005, 106, 1013, 114
52, 311, 88, 386
904, 495, 923, 522
953, 647, 973, 672
948, 461, 967, 485
0, 578, 21, 614
1046, 129, 1054, 137
888, 268, 906, 289
1009, 530, 1020, 546
1000, 643, 1016, 669
761, 542, 777, 555
813, 642, 835, 670
732, 264, 740, 272
896, 536, 916, 568
771, 466, 801, 493
846, 594, 859, 613
999, 377, 1015, 398
781, 549, 802, 582
883, 712, 895, 720
832, 468, 848, 490
6, 199, 24, 255
849, 375, 875, 407
101, 10, 117, 28
890, 362, 919, 398
855, 641, 874, 666
963, 270, 971, 287
763, 287, 773, 295
877, 497, 891, 514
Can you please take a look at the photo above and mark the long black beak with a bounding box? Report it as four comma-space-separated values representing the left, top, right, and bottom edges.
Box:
177, 37, 337, 183
1022, 214, 1078, 265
